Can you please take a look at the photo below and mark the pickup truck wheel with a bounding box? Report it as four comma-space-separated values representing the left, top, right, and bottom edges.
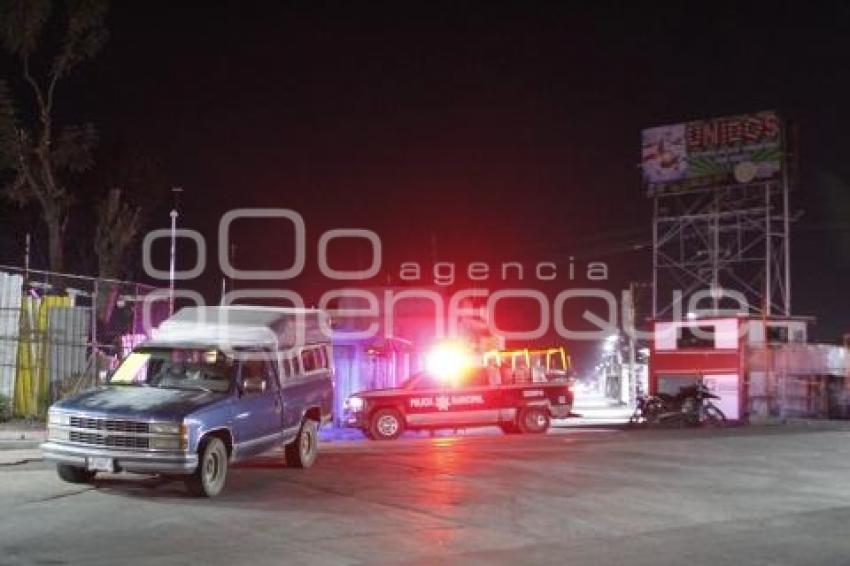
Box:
57, 464, 95, 484
185, 437, 228, 497
518, 406, 550, 434
285, 419, 318, 468
370, 408, 404, 440
499, 422, 519, 434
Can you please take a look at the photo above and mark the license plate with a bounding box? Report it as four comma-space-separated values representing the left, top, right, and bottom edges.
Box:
87, 456, 114, 472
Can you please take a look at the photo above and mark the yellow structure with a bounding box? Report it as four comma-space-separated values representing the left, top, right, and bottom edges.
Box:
14, 296, 72, 417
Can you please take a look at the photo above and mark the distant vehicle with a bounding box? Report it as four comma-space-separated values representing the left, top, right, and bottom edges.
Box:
631, 383, 726, 427
41, 306, 333, 497
343, 367, 573, 440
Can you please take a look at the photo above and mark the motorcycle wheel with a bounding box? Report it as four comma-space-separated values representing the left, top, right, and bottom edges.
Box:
703, 405, 726, 427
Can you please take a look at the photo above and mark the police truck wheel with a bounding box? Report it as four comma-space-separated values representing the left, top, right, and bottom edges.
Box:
285, 419, 319, 468
517, 407, 550, 434
185, 436, 228, 497
57, 464, 95, 484
370, 408, 404, 440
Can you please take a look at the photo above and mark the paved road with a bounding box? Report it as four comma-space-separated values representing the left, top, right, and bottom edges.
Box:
2, 425, 850, 566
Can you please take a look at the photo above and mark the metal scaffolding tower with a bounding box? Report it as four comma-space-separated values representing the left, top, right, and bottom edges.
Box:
652, 178, 791, 318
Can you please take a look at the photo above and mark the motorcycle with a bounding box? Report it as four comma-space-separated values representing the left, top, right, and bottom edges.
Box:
631, 383, 726, 427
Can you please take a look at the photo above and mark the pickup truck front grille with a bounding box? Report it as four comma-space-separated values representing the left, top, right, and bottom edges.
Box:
69, 430, 150, 449
69, 416, 149, 434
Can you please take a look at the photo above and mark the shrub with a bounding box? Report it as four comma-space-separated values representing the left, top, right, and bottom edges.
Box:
0, 393, 11, 422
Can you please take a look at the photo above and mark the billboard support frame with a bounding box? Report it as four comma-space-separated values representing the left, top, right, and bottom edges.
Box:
651, 179, 791, 319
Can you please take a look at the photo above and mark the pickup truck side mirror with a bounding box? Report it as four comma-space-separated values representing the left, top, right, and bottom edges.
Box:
241, 376, 267, 395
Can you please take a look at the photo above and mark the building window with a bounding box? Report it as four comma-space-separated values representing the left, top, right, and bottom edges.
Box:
766, 325, 789, 344
677, 325, 715, 349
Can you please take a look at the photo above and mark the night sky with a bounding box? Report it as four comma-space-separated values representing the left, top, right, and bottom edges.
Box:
2, 1, 850, 368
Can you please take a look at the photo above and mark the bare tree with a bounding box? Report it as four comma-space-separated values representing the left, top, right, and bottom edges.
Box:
93, 144, 166, 279
92, 144, 166, 323
95, 188, 142, 279
0, 0, 108, 273
93, 187, 140, 324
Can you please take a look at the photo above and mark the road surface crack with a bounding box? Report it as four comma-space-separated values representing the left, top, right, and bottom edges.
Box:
32, 486, 95, 503
0, 457, 43, 467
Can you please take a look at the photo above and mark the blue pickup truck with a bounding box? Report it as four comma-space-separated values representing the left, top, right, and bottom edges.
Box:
41, 306, 333, 497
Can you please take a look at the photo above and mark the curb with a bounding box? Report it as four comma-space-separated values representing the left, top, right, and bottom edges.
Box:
0, 440, 43, 450
0, 448, 43, 466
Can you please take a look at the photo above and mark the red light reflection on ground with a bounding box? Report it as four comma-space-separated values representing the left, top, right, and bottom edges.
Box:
406, 436, 476, 549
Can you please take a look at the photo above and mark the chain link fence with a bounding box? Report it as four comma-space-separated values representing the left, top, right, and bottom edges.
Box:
0, 266, 169, 418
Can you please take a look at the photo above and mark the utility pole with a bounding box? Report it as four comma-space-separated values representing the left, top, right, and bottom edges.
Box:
627, 282, 637, 407
625, 280, 652, 405
24, 232, 30, 286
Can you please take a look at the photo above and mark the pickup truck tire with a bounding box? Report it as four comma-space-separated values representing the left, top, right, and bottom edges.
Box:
370, 408, 404, 440
499, 422, 519, 434
185, 436, 228, 497
517, 406, 550, 434
57, 464, 95, 484
285, 419, 318, 468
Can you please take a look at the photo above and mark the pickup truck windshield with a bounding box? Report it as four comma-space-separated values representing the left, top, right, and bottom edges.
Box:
109, 348, 234, 393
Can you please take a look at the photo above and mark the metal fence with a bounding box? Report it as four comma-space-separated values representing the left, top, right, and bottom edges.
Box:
747, 344, 850, 420
0, 266, 168, 417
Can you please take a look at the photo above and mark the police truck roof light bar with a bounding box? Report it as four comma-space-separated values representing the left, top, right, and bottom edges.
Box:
426, 342, 473, 382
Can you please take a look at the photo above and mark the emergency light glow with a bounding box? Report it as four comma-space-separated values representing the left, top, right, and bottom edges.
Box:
426, 342, 472, 381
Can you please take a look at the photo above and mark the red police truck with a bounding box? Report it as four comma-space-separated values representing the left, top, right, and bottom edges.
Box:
343, 366, 573, 440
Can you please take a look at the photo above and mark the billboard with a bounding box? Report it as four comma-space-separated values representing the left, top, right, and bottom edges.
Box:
642, 110, 784, 195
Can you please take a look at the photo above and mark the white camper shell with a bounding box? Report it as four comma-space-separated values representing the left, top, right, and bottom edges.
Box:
153, 306, 332, 350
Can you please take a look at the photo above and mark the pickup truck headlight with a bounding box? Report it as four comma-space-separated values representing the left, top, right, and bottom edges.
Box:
47, 410, 70, 441
345, 396, 364, 411
149, 422, 188, 451
149, 422, 182, 435
48, 410, 69, 426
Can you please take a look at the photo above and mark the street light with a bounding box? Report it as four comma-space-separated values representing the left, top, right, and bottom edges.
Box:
168, 187, 183, 316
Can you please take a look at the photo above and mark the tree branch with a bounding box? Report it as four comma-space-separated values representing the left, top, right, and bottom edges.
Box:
21, 53, 47, 121
22, 52, 59, 203
45, 51, 68, 115
14, 130, 45, 208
